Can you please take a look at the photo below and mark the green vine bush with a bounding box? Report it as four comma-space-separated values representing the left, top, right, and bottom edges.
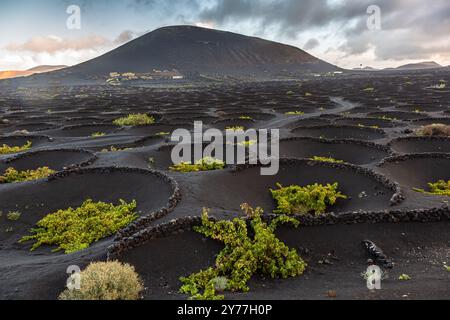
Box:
0, 141, 32, 155
0, 167, 56, 184
225, 126, 245, 132
413, 180, 450, 197
358, 124, 379, 129
309, 156, 344, 164
170, 157, 225, 173
7, 211, 21, 221
270, 183, 347, 215
237, 140, 257, 147
377, 115, 397, 121
100, 146, 132, 153
113, 113, 155, 126
59, 261, 144, 300
285, 111, 305, 115
91, 132, 106, 138
179, 204, 306, 300
19, 199, 138, 254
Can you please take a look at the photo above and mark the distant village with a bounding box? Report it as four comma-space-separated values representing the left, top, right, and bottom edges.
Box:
106, 69, 185, 85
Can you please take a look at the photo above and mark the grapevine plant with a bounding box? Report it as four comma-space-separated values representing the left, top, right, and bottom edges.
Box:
0, 167, 56, 184
237, 140, 257, 147
0, 141, 32, 155
225, 126, 245, 132
113, 113, 155, 126
91, 132, 106, 138
270, 183, 347, 215
170, 157, 225, 173
285, 111, 305, 115
309, 156, 344, 164
180, 204, 306, 300
19, 199, 138, 254
413, 180, 450, 197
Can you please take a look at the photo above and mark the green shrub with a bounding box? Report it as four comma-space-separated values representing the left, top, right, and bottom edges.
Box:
180, 204, 306, 300
285, 111, 305, 115
358, 124, 379, 129
377, 115, 397, 121
113, 113, 155, 126
309, 156, 344, 163
237, 140, 256, 147
0, 167, 56, 184
225, 126, 245, 132
0, 141, 32, 155
7, 211, 21, 221
413, 180, 450, 196
100, 146, 132, 153
270, 183, 347, 215
59, 261, 143, 300
170, 157, 225, 173
398, 274, 411, 281
19, 199, 138, 254
91, 132, 106, 138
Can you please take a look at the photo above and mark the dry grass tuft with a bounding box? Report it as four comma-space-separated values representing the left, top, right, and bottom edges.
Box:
59, 261, 144, 300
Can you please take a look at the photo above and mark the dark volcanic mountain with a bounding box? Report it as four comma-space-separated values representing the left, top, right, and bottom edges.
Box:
18, 26, 339, 85
73, 26, 338, 76
394, 61, 442, 70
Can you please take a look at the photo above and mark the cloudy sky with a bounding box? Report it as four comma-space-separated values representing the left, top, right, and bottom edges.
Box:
1, 0, 449, 71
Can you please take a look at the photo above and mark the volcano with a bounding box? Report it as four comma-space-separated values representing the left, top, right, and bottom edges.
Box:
16, 26, 339, 85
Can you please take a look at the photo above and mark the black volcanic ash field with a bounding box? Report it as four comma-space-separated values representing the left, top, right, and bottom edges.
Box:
0, 70, 449, 300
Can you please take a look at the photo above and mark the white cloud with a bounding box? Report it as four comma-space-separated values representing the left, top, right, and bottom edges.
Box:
0, 31, 139, 71
6, 34, 111, 54
194, 21, 216, 29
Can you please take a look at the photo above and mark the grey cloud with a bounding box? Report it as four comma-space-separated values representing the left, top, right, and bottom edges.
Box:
199, 0, 450, 61
128, 0, 201, 15
114, 30, 136, 44
55, 0, 450, 63
199, 0, 370, 39
303, 38, 319, 51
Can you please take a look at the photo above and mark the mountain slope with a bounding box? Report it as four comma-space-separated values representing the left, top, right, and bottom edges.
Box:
27, 65, 68, 73
35, 26, 338, 83
395, 61, 442, 70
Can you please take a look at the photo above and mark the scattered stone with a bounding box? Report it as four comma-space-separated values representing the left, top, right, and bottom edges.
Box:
362, 240, 394, 269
